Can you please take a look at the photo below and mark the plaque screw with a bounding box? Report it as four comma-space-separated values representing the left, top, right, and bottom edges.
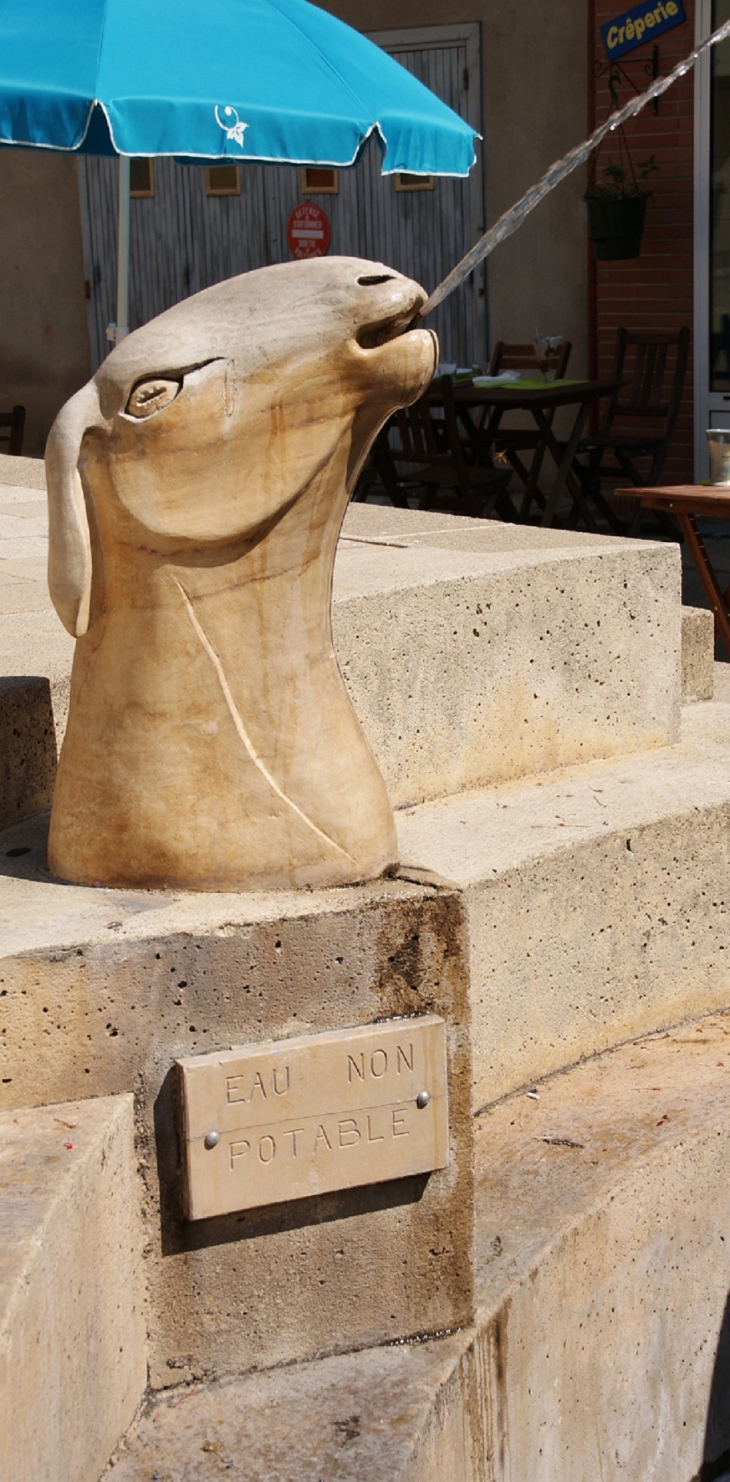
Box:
416, 1090, 431, 1109
204, 1130, 220, 1149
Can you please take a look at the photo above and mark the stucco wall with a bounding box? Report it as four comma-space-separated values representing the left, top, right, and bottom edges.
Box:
0, 2, 587, 451
329, 0, 590, 376
0, 151, 90, 457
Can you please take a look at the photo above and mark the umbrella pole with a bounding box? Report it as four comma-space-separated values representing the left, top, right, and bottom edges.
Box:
115, 155, 130, 342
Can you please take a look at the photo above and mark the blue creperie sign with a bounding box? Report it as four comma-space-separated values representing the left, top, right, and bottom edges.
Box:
601, 0, 686, 60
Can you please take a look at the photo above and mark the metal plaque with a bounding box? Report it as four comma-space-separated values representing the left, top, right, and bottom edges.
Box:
177, 1015, 448, 1220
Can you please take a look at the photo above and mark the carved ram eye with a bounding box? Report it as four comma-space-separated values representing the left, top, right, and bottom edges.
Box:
126, 378, 181, 419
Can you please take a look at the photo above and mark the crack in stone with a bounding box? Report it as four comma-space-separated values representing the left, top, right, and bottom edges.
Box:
174, 577, 356, 865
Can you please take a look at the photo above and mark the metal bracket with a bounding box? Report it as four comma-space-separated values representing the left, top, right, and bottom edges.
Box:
594, 43, 660, 114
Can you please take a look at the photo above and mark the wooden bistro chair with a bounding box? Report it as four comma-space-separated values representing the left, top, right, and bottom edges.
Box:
482, 341, 573, 521
489, 340, 572, 380
575, 327, 689, 534
0, 404, 25, 456
374, 375, 511, 519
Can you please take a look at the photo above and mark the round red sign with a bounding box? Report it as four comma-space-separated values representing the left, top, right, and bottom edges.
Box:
287, 202, 331, 260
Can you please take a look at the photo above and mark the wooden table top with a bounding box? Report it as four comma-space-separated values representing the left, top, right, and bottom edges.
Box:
626, 485, 730, 517
430, 378, 618, 408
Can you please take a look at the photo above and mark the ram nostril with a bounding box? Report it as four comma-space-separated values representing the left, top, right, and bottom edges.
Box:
126, 377, 181, 419
357, 274, 395, 286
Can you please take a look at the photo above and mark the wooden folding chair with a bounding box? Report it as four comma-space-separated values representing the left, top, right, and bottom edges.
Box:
575, 327, 689, 534
0, 405, 25, 456
374, 376, 511, 519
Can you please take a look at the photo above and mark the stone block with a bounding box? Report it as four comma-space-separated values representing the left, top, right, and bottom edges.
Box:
682, 604, 715, 701
473, 1012, 730, 1480
717, 660, 730, 701
0, 675, 57, 828
399, 699, 730, 1108
108, 1015, 730, 1481
337, 504, 682, 806
0, 843, 474, 1387
0, 1094, 146, 1482
3, 692, 730, 1385
0, 492, 684, 819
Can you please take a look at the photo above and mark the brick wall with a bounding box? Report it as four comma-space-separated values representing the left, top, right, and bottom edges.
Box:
589, 0, 695, 480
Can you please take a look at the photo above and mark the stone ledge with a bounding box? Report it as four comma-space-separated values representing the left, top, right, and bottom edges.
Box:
3, 699, 730, 1383
336, 504, 682, 804
0, 489, 683, 815
473, 1011, 730, 1480
0, 862, 474, 1386
0, 1094, 146, 1482
104, 1328, 476, 1482
0, 675, 57, 828
399, 698, 730, 1107
682, 605, 715, 702
106, 1014, 730, 1481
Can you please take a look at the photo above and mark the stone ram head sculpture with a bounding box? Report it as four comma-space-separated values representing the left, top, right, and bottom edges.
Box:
45, 258, 437, 890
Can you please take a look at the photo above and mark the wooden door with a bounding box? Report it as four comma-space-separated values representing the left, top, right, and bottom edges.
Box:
78, 23, 485, 370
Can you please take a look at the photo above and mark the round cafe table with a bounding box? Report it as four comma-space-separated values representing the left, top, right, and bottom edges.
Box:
430, 378, 620, 530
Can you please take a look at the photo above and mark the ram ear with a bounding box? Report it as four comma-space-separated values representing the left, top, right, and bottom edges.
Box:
45, 383, 105, 637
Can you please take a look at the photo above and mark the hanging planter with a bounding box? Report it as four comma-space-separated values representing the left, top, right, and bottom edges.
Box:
586, 192, 648, 259
585, 150, 658, 261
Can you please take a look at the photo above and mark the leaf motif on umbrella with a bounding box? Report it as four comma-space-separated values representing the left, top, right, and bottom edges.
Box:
214, 106, 248, 147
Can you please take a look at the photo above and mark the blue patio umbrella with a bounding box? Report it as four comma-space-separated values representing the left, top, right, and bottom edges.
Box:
0, 0, 477, 339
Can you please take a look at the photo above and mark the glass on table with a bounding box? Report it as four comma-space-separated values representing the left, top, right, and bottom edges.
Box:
533, 335, 565, 381
707, 427, 730, 484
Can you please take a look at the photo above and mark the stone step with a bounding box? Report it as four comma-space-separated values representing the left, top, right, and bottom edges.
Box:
7, 716, 727, 1126
0, 452, 46, 489
0, 674, 57, 829
336, 504, 682, 805
398, 695, 730, 1109
106, 1013, 730, 1482
0, 470, 689, 814
3, 698, 730, 1385
0, 856, 475, 1387
1, 1094, 146, 1482
682, 604, 715, 701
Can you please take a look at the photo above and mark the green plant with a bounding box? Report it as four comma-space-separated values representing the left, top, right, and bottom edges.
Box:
587, 154, 659, 199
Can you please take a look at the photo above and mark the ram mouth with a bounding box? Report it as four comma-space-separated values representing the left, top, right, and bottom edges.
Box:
356, 301, 424, 350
